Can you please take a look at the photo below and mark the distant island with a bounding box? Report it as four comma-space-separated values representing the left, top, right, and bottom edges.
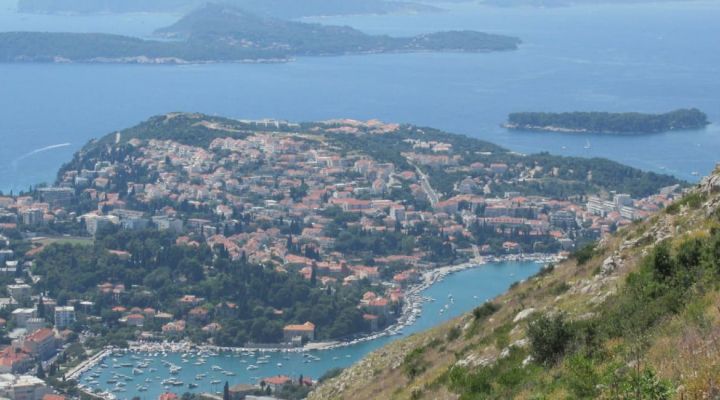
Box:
17, 0, 440, 18
0, 4, 520, 64
504, 109, 709, 134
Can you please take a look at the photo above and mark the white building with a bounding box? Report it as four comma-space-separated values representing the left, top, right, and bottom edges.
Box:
0, 374, 49, 400
20, 209, 43, 226
54, 306, 76, 330
7, 285, 31, 303
24, 318, 45, 334
11, 309, 35, 329
83, 215, 119, 236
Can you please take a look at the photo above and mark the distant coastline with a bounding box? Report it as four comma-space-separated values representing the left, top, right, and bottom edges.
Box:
0, 4, 520, 64
504, 109, 709, 135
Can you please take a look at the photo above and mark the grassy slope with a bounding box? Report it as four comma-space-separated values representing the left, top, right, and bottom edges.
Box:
310, 167, 720, 400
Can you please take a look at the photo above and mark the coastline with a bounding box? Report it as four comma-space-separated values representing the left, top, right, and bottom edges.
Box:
67, 253, 560, 385
502, 122, 709, 135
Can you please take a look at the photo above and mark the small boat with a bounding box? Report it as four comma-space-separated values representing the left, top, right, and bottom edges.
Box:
188, 383, 198, 389
276, 363, 283, 367
246, 365, 258, 371
211, 380, 222, 384
584, 140, 591, 149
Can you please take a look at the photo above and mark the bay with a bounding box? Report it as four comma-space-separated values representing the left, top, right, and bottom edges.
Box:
80, 260, 541, 399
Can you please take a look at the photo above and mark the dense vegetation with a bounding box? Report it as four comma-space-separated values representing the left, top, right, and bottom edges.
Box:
507, 108, 709, 134
446, 224, 720, 399
31, 229, 372, 346
2, 5, 519, 63
323, 123, 682, 198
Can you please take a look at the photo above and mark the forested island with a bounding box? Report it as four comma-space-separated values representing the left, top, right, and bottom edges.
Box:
505, 108, 709, 134
17, 0, 438, 18
0, 4, 519, 64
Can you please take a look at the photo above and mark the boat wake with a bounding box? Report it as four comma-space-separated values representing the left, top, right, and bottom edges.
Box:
12, 143, 71, 168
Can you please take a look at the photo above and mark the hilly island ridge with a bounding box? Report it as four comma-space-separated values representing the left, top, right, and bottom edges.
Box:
0, 4, 520, 64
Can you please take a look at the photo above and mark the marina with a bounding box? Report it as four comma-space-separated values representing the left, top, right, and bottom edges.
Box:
76, 259, 544, 399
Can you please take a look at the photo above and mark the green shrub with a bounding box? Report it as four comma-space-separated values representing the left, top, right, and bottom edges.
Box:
473, 302, 500, 321
403, 347, 428, 379
565, 353, 600, 399
573, 243, 597, 266
446, 326, 461, 342
528, 313, 575, 365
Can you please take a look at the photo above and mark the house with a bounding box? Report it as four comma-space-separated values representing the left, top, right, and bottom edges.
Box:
178, 295, 203, 307
365, 298, 390, 317
162, 320, 186, 336
23, 328, 57, 361
124, 314, 145, 327
202, 323, 222, 334
363, 314, 379, 332
229, 383, 258, 399
188, 307, 209, 324
261, 375, 292, 391
0, 347, 33, 374
282, 322, 315, 343
158, 393, 178, 400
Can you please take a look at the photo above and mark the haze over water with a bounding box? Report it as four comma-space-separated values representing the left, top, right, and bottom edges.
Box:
1, 1, 719, 193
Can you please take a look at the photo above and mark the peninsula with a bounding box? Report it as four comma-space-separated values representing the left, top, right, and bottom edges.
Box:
0, 112, 687, 399
0, 4, 520, 64
505, 108, 709, 134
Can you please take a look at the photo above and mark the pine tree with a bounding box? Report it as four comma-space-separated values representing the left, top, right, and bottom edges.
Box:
37, 296, 45, 319
223, 381, 230, 400
310, 263, 317, 286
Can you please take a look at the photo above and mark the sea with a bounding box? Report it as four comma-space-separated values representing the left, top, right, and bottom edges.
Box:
79, 260, 541, 399
1, 0, 719, 193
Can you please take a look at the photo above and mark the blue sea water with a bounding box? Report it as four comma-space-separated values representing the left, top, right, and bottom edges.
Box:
1, 1, 719, 192
81, 261, 541, 399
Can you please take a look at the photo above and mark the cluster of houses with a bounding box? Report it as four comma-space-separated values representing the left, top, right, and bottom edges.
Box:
0, 282, 77, 376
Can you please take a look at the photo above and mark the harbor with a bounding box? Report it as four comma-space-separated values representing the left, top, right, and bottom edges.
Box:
75, 258, 547, 399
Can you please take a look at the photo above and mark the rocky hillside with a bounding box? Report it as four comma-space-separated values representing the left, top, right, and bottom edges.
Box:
310, 166, 720, 399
